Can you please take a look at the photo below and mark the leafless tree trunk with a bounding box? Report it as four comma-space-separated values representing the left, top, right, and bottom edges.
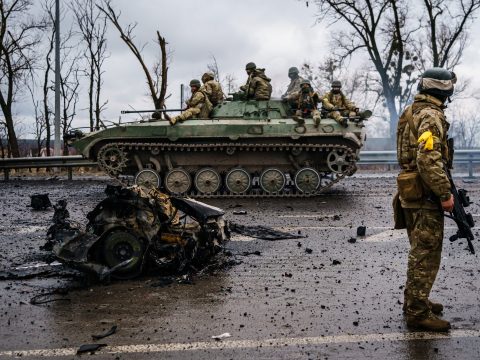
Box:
207, 55, 221, 81
311, 0, 480, 141
72, 0, 108, 131
27, 81, 45, 157
0, 0, 45, 157
98, 1, 169, 112
60, 66, 80, 155
40, 0, 56, 156
0, 125, 5, 158
224, 74, 237, 95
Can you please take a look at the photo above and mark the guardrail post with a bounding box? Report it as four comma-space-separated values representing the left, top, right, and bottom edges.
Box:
468, 153, 474, 178
3, 169, 9, 181
68, 168, 73, 181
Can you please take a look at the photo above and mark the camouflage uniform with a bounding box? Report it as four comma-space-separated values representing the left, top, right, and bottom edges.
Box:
201, 72, 224, 107
170, 86, 212, 125
396, 93, 451, 320
322, 90, 357, 126
240, 68, 272, 100
283, 76, 304, 100
292, 84, 321, 127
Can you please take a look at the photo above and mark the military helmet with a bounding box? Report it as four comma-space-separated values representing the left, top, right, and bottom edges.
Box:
189, 79, 201, 88
245, 62, 256, 70
288, 67, 299, 75
300, 79, 311, 86
331, 80, 342, 88
201, 72, 215, 83
417, 67, 457, 98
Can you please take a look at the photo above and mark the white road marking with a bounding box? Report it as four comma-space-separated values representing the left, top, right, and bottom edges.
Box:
362, 229, 406, 243
0, 330, 479, 357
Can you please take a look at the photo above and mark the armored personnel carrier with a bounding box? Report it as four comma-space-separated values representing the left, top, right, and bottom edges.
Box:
70, 99, 370, 197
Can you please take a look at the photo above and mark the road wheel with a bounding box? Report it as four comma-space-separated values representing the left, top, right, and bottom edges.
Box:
225, 168, 251, 194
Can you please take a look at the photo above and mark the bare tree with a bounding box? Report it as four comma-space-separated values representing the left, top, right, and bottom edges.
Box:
98, 1, 169, 112
206, 55, 237, 95
422, 0, 480, 69
38, 0, 56, 156
0, 0, 45, 157
0, 124, 6, 157
59, 64, 80, 155
207, 55, 220, 81
223, 74, 237, 95
447, 104, 480, 148
26, 80, 45, 157
71, 0, 108, 131
310, 0, 480, 141
302, 58, 380, 111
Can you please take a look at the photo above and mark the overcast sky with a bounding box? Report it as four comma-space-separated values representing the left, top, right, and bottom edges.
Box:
10, 0, 480, 138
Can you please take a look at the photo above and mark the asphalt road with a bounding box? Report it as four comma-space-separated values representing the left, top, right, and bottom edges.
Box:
0, 172, 479, 359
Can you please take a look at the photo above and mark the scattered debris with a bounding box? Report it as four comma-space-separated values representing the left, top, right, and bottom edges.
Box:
332, 260, 342, 265
30, 290, 71, 305
232, 210, 247, 215
305, 248, 313, 254
211, 332, 231, 341
151, 277, 174, 288
241, 251, 261, 256
357, 226, 366, 237
333, 214, 341, 221
229, 223, 305, 241
29, 194, 52, 210
76, 343, 107, 355
92, 325, 117, 340
348, 237, 357, 244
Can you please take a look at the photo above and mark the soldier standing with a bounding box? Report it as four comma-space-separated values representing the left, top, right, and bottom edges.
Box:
293, 79, 321, 127
240, 62, 272, 100
168, 79, 212, 125
281, 66, 305, 101
321, 80, 357, 127
201, 72, 224, 107
395, 67, 457, 332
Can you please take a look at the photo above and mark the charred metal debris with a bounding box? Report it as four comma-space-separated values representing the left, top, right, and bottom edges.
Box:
46, 185, 230, 280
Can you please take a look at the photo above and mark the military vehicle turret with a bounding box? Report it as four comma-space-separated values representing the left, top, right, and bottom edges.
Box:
69, 99, 370, 197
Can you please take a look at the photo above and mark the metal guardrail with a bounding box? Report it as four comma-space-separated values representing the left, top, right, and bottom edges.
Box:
0, 156, 97, 181
1, 150, 480, 180
358, 150, 480, 177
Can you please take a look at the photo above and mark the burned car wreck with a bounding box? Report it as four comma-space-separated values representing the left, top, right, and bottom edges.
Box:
46, 185, 229, 280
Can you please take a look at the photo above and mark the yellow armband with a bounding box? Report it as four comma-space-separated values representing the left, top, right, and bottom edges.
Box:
417, 131, 433, 150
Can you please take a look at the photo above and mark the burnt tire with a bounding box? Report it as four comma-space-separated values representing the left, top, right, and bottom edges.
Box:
102, 229, 146, 279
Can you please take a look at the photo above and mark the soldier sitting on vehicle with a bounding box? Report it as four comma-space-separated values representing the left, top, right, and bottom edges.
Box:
321, 80, 358, 127
166, 79, 212, 125
201, 72, 224, 107
292, 79, 321, 127
239, 62, 272, 101
281, 66, 305, 102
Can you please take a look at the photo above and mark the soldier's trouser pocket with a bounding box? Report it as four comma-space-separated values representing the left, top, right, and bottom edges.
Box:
397, 172, 423, 202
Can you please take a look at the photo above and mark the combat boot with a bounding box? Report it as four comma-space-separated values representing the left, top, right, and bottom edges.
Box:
406, 313, 451, 332
403, 300, 444, 315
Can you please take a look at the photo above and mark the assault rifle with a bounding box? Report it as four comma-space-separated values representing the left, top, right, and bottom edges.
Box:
445, 138, 476, 254
320, 108, 372, 122
120, 109, 183, 114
